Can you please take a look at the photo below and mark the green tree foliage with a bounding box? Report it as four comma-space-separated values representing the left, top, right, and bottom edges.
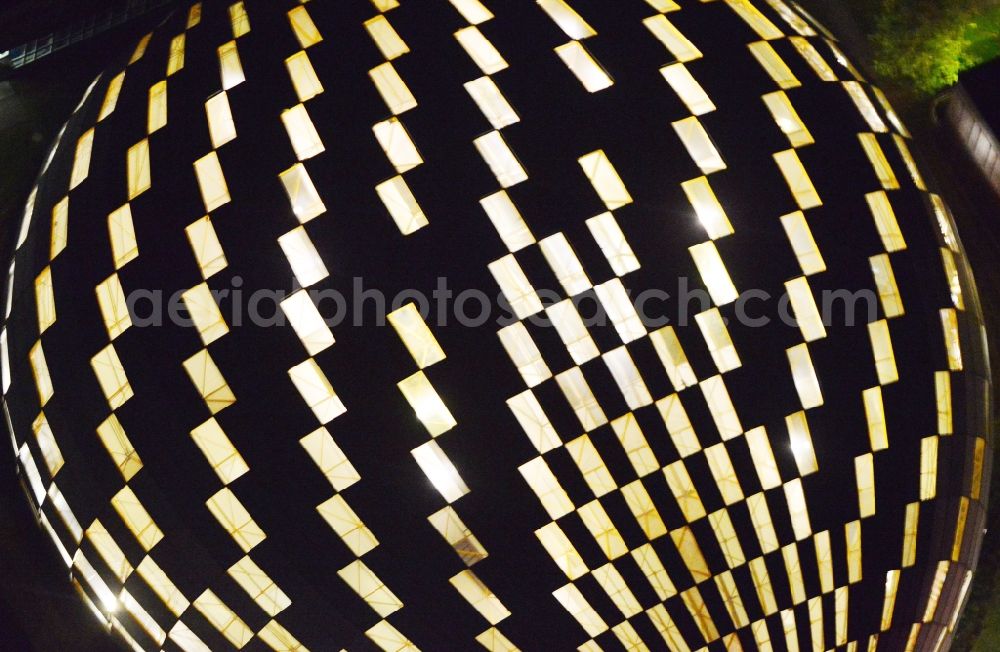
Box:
862, 0, 1000, 94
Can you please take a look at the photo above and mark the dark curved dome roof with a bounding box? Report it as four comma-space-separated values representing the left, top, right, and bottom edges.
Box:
3, 0, 992, 650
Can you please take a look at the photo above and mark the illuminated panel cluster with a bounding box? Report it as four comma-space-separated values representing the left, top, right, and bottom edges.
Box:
1, 0, 990, 651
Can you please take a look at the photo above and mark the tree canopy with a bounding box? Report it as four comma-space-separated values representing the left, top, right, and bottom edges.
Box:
858, 0, 1000, 94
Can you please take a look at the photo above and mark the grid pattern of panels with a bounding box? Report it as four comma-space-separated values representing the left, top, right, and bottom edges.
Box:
1, 0, 991, 651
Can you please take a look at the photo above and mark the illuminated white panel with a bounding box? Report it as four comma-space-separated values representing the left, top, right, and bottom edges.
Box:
51, 196, 69, 259
412, 440, 469, 503
746, 426, 782, 489
285, 51, 324, 102
536, 522, 586, 580
941, 308, 962, 371
785, 276, 826, 341
856, 453, 876, 518
192, 590, 253, 648
277, 226, 329, 288
398, 370, 456, 436
497, 322, 552, 387
206, 92, 237, 149
689, 242, 738, 305
91, 343, 133, 409
279, 162, 326, 223
185, 216, 227, 279
69, 128, 95, 189
365, 15, 409, 60
675, 119, 726, 174
790, 36, 836, 81
508, 390, 561, 454
538, 0, 596, 39
661, 63, 715, 115
488, 254, 543, 319
868, 319, 898, 384
695, 308, 740, 372
594, 278, 646, 343
643, 15, 701, 62
288, 5, 322, 48
780, 211, 825, 275
725, 0, 784, 39
579, 150, 632, 210
228, 556, 291, 618
611, 414, 659, 478
579, 499, 628, 559
183, 349, 236, 414
705, 443, 744, 505
288, 358, 346, 423
317, 494, 378, 556
137, 556, 189, 617
191, 417, 249, 485
32, 413, 63, 477
663, 460, 705, 522
586, 212, 640, 275
465, 77, 519, 129
701, 374, 742, 439
870, 253, 904, 318
480, 190, 534, 252
429, 505, 488, 567
650, 327, 697, 390
84, 520, 132, 583
376, 175, 427, 235
182, 282, 229, 346
338, 560, 402, 618
519, 457, 574, 519
373, 117, 422, 173
281, 104, 325, 161
749, 40, 799, 89
96, 414, 143, 480
774, 148, 822, 209
281, 290, 335, 355
126, 138, 151, 200
369, 62, 417, 114
682, 176, 733, 239
657, 394, 701, 457
784, 478, 812, 540
554, 41, 613, 92
539, 233, 591, 296
546, 300, 598, 365
603, 346, 653, 410
34, 267, 55, 334
450, 572, 511, 630
455, 26, 508, 75
844, 81, 888, 132
449, 0, 493, 24
229, 1, 250, 38
787, 343, 823, 408
388, 303, 444, 368
553, 584, 608, 637
594, 563, 643, 619
205, 488, 266, 553
859, 133, 899, 190
764, 90, 813, 147
147, 80, 167, 134
218, 41, 245, 90
110, 486, 163, 551
98, 73, 125, 122
786, 411, 818, 476
193, 151, 231, 212
300, 427, 360, 492
556, 367, 606, 431
474, 131, 528, 188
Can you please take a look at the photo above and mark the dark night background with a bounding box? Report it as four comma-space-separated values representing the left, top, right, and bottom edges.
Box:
1, 1, 998, 650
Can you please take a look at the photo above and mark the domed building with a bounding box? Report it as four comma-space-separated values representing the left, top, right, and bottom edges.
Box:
3, 0, 992, 650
